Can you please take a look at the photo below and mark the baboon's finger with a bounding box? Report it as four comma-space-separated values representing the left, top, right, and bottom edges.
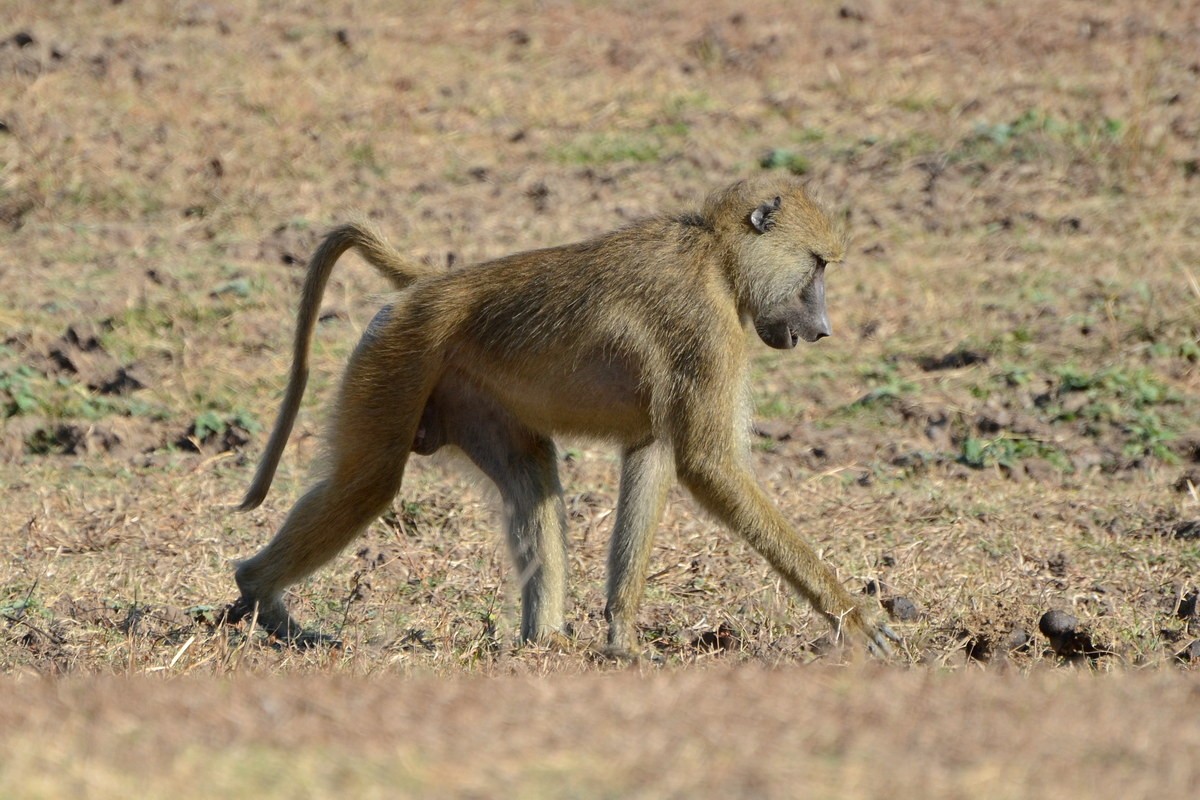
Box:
867, 623, 901, 658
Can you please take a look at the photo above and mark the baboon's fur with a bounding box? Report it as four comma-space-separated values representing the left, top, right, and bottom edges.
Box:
229, 175, 898, 656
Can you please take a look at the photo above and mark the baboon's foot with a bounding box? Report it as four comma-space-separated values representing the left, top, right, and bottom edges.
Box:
284, 628, 343, 649
514, 630, 575, 658
593, 643, 665, 665
520, 629, 573, 652
600, 618, 641, 661
596, 630, 658, 663
221, 595, 341, 649
598, 643, 640, 662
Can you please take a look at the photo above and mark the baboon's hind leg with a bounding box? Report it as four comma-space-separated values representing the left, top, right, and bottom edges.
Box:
432, 376, 569, 643
231, 334, 440, 644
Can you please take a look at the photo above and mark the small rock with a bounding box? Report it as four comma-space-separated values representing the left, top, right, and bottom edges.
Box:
964, 633, 993, 663
916, 348, 988, 372
1172, 435, 1200, 463
1046, 552, 1069, 578
883, 596, 920, 622
1003, 627, 1032, 653
525, 181, 550, 212
976, 406, 1012, 433
1039, 609, 1077, 641
64, 322, 106, 352
177, 414, 255, 454
692, 624, 740, 654
95, 365, 146, 395
1177, 590, 1198, 621
152, 605, 193, 631
1176, 640, 1200, 664
1039, 609, 1105, 661
1172, 471, 1200, 493
26, 422, 120, 456
1171, 520, 1200, 541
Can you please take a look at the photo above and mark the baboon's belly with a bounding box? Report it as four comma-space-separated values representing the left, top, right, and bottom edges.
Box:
466, 355, 651, 441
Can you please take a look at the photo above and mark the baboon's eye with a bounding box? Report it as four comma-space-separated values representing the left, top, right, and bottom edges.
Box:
811, 252, 828, 269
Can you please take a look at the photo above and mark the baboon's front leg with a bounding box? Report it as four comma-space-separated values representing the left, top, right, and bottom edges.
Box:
672, 412, 898, 656
604, 439, 673, 657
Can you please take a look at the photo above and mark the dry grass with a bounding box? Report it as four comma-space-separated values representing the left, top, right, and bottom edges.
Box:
1, 0, 1198, 795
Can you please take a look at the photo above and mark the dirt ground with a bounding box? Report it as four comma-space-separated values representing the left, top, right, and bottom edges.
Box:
4, 666, 1200, 798
1, 0, 1198, 796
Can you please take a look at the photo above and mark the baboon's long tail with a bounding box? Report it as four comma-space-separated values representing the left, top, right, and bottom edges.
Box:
237, 221, 434, 511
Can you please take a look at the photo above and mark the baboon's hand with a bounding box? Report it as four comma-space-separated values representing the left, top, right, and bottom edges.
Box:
842, 607, 902, 658
865, 619, 902, 658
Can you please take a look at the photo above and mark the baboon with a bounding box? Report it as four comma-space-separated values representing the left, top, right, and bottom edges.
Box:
228, 175, 899, 657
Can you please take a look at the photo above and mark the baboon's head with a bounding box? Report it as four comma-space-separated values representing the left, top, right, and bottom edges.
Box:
706, 177, 847, 350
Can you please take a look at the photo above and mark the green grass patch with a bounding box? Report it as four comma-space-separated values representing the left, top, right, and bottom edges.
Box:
550, 132, 666, 165
958, 434, 1070, 471
759, 148, 811, 175
1053, 364, 1177, 412
842, 361, 918, 411
0, 363, 41, 417
1048, 365, 1181, 461
190, 409, 261, 441
955, 108, 1130, 170
1, 368, 121, 421
348, 142, 387, 177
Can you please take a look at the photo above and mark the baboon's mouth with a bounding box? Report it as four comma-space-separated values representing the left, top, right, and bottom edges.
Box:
755, 320, 799, 350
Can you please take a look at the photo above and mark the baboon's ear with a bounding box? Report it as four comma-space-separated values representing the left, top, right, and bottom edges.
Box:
749, 195, 782, 234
